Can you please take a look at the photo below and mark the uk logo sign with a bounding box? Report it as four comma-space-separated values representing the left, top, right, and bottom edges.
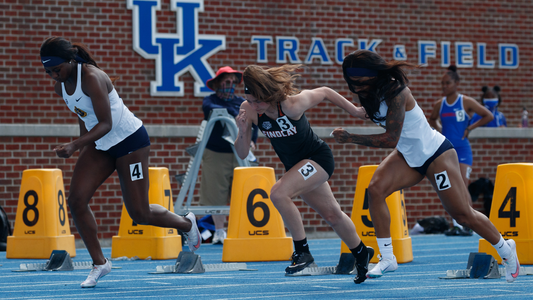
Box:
127, 0, 225, 97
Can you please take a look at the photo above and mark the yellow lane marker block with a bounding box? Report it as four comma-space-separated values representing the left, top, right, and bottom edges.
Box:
223, 167, 293, 262
111, 167, 181, 260
340, 165, 413, 264
479, 163, 533, 264
7, 169, 76, 259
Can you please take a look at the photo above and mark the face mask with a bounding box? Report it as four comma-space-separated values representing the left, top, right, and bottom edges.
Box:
483, 98, 499, 110
216, 82, 236, 101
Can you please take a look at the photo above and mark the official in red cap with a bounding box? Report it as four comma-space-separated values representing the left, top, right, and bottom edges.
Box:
206, 66, 243, 100
200, 66, 257, 245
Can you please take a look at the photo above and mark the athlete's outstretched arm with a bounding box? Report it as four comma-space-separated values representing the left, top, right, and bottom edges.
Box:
331, 89, 409, 149
284, 87, 366, 120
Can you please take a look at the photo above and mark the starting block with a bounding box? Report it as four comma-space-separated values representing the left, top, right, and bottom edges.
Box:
43, 250, 74, 271
440, 252, 533, 279
285, 253, 376, 277
150, 251, 256, 274
13, 250, 121, 272
334, 252, 360, 275
469, 253, 501, 279
285, 262, 329, 277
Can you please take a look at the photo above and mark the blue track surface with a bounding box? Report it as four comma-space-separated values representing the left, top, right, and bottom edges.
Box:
1, 234, 532, 299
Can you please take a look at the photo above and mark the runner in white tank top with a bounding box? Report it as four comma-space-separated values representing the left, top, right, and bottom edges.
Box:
40, 37, 201, 288
61, 63, 142, 151
375, 100, 444, 168
332, 50, 519, 283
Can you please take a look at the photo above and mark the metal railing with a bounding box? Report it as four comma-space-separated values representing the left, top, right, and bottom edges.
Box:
174, 108, 250, 216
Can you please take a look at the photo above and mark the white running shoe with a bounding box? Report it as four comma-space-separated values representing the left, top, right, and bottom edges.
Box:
502, 239, 520, 283
184, 212, 201, 252
212, 229, 226, 245
80, 258, 111, 288
367, 255, 398, 278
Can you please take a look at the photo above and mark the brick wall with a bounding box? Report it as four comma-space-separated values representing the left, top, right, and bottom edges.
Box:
1, 135, 532, 240
1, 0, 532, 240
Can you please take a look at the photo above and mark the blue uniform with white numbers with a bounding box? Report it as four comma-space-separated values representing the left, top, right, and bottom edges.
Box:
439, 94, 472, 165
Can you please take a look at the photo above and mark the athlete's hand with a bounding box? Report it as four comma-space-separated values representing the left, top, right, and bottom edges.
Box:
353, 106, 368, 120
236, 108, 249, 132
331, 128, 352, 143
53, 143, 76, 158
462, 129, 469, 140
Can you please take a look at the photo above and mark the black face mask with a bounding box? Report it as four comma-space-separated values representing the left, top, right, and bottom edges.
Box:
344, 76, 376, 98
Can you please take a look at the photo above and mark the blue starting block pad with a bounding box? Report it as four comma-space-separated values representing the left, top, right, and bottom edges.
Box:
13, 250, 121, 272
441, 252, 533, 279
285, 253, 376, 277
149, 251, 257, 274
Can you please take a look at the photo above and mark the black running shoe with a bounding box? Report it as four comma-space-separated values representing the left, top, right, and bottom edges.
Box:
285, 252, 314, 274
445, 226, 473, 236
459, 226, 473, 236
444, 226, 462, 236
354, 246, 374, 284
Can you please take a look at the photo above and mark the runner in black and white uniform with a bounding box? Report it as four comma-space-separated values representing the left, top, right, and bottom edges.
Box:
235, 64, 373, 284
257, 102, 334, 178
332, 50, 519, 283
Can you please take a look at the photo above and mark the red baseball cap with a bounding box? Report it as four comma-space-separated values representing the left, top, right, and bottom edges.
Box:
206, 66, 243, 91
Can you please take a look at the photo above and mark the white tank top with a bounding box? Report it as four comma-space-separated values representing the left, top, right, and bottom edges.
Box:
374, 100, 445, 168
61, 63, 142, 151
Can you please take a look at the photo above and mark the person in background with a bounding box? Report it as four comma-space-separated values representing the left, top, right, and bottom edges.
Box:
470, 85, 507, 127
428, 66, 493, 236
200, 66, 258, 244
332, 50, 518, 283
40, 37, 201, 288
235, 64, 374, 284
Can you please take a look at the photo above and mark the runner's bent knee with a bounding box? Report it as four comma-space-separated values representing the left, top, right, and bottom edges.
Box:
270, 183, 291, 206
448, 207, 475, 226
67, 193, 92, 215
367, 180, 392, 202
321, 210, 344, 227
127, 208, 150, 225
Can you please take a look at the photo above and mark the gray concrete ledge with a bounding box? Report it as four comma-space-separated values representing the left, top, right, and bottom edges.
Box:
0, 124, 80, 137
1, 124, 532, 139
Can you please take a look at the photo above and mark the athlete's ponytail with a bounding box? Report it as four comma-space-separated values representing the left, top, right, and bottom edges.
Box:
445, 65, 460, 82
243, 64, 301, 104
72, 43, 99, 68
